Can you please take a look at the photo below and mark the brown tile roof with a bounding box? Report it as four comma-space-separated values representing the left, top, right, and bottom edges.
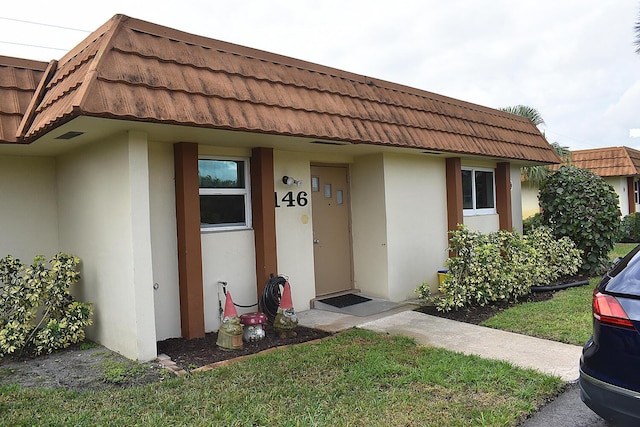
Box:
0, 56, 48, 143
570, 146, 640, 177
9, 14, 559, 163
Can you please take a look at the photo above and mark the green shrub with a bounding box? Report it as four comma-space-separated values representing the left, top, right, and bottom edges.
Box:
539, 166, 620, 275
422, 225, 582, 312
525, 226, 583, 283
0, 253, 93, 357
523, 213, 543, 235
619, 213, 640, 243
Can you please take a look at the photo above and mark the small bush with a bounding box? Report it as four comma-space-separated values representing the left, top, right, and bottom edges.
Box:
421, 225, 582, 312
539, 166, 620, 275
618, 213, 640, 243
523, 213, 543, 235
0, 253, 93, 357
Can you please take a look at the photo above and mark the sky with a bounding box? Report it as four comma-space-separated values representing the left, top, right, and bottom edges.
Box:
1, 1, 638, 151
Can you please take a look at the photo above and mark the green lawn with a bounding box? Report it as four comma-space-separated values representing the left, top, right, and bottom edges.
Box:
609, 242, 637, 260
0, 329, 562, 427
482, 243, 638, 346
481, 280, 595, 346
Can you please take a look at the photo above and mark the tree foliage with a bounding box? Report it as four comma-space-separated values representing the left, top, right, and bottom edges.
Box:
635, 11, 640, 54
539, 166, 621, 275
499, 105, 545, 126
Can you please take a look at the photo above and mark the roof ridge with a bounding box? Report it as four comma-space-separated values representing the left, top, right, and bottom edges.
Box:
73, 15, 128, 113
15, 60, 57, 141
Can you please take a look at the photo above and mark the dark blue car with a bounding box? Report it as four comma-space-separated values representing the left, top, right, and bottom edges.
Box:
580, 244, 640, 426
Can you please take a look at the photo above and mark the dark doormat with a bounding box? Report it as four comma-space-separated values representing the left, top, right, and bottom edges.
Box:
318, 293, 372, 308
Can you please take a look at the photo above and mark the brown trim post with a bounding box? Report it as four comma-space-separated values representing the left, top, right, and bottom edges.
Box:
174, 142, 205, 339
628, 177, 636, 214
445, 157, 463, 233
250, 148, 278, 301
495, 162, 513, 231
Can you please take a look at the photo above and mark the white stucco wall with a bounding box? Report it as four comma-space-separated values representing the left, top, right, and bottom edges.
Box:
0, 156, 59, 261
605, 177, 628, 216
351, 154, 389, 298
148, 142, 181, 340
57, 131, 156, 361
383, 154, 449, 299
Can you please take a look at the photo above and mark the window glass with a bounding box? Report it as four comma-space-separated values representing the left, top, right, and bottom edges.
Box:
198, 158, 251, 229
198, 160, 244, 188
200, 195, 246, 226
462, 167, 495, 214
475, 170, 494, 209
462, 170, 473, 209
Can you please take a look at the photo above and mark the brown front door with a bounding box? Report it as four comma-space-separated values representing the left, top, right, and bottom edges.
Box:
311, 165, 353, 296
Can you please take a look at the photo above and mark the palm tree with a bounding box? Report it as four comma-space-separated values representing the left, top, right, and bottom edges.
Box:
635, 11, 640, 53
499, 105, 545, 126
499, 105, 570, 186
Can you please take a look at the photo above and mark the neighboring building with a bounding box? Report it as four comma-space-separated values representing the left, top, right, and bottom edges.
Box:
570, 147, 640, 216
522, 146, 640, 219
0, 15, 560, 360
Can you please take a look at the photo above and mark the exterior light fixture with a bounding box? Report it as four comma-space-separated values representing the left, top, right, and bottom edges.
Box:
282, 176, 302, 187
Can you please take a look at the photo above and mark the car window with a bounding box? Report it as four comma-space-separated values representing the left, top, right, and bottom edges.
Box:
605, 245, 640, 296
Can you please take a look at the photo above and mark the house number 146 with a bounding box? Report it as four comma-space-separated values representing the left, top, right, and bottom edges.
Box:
275, 191, 308, 207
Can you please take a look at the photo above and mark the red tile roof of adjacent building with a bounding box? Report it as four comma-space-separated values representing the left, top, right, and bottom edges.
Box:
0, 56, 48, 143
570, 146, 640, 177
2, 14, 560, 164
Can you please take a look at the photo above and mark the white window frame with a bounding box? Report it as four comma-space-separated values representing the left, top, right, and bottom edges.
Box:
462, 166, 496, 216
199, 156, 252, 232
635, 179, 639, 205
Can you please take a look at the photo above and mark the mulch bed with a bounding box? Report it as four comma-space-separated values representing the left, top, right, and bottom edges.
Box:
157, 323, 331, 370
158, 286, 577, 370
415, 289, 559, 325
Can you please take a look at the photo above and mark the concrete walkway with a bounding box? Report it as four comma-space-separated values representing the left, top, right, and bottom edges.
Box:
297, 306, 583, 382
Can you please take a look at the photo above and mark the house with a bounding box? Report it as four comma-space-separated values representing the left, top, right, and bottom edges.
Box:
0, 14, 560, 361
522, 146, 640, 219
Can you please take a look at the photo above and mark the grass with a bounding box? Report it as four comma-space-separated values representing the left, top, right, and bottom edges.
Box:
481, 280, 595, 345
101, 359, 151, 385
609, 242, 637, 260
0, 329, 563, 426
482, 243, 638, 346
7, 245, 636, 425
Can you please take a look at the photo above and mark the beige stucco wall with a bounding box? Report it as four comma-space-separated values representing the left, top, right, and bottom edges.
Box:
0, 156, 59, 261
351, 153, 389, 298
198, 146, 258, 332
57, 131, 156, 361
148, 142, 181, 340
521, 181, 540, 220
201, 230, 257, 331
351, 153, 449, 298
511, 166, 524, 234
273, 151, 318, 311
383, 154, 449, 299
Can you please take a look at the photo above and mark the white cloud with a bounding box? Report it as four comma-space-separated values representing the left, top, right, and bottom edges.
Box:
1, 0, 638, 150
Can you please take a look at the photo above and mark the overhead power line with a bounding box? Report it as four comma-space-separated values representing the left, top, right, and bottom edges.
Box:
0, 16, 90, 33
0, 39, 69, 51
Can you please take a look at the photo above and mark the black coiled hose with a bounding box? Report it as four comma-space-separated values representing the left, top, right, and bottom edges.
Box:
260, 275, 287, 321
